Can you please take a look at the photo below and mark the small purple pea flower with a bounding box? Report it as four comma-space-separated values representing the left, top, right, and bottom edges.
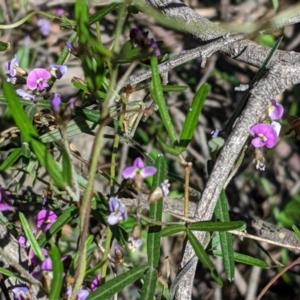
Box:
26, 68, 51, 91
16, 89, 36, 100
268, 99, 284, 120
66, 287, 89, 300
0, 186, 14, 212
128, 224, 142, 252
65, 42, 72, 51
29, 247, 48, 269
18, 236, 29, 248
50, 93, 62, 113
11, 286, 29, 300
122, 157, 157, 179
35, 209, 57, 231
37, 18, 51, 36
250, 123, 278, 148
50, 64, 67, 79
90, 274, 101, 291
149, 38, 161, 57
107, 197, 127, 226
5, 55, 19, 79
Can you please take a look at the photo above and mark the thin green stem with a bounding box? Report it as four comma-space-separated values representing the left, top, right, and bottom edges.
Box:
0, 11, 67, 29
71, 125, 105, 299
101, 227, 113, 280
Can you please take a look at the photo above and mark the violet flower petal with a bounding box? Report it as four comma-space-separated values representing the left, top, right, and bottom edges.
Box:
269, 99, 284, 120
37, 18, 51, 36
121, 166, 138, 179
50, 93, 62, 112
107, 212, 121, 226
142, 166, 157, 178
27, 68, 51, 91
133, 157, 145, 168
16, 89, 36, 100
12, 286, 29, 300
50, 64, 67, 79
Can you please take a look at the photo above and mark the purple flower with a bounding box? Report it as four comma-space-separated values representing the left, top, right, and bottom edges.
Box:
50, 64, 67, 79
271, 121, 281, 137
18, 236, 29, 248
65, 97, 76, 114
56, 7, 65, 16
268, 99, 284, 120
250, 123, 278, 148
149, 38, 161, 57
26, 68, 51, 91
66, 287, 89, 300
5, 55, 19, 78
128, 236, 143, 252
122, 157, 157, 179
16, 89, 36, 100
41, 257, 52, 271
107, 197, 127, 225
160, 179, 170, 197
0, 186, 14, 212
35, 209, 57, 231
211, 128, 221, 138
50, 93, 62, 113
90, 274, 101, 291
11, 286, 29, 300
128, 224, 142, 252
37, 18, 51, 36
65, 42, 72, 51
29, 247, 48, 268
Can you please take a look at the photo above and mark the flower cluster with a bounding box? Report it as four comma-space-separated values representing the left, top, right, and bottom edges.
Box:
250, 99, 284, 170
130, 28, 161, 57
4, 55, 67, 100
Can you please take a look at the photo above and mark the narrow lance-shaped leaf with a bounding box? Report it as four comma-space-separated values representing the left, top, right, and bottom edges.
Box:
177, 83, 210, 151
211, 250, 269, 268
0, 148, 22, 171
188, 221, 244, 231
49, 245, 63, 300
160, 224, 186, 237
150, 55, 178, 144
187, 229, 223, 286
140, 268, 158, 300
19, 212, 45, 262
147, 154, 165, 267
87, 265, 149, 300
214, 190, 235, 281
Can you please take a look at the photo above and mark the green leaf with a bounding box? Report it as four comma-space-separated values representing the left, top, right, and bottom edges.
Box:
140, 267, 158, 300
3, 82, 67, 188
187, 229, 222, 286
292, 225, 300, 241
0, 148, 22, 171
161, 85, 187, 92
156, 134, 182, 156
0, 267, 24, 281
177, 83, 210, 151
212, 250, 269, 268
38, 205, 77, 247
40, 117, 99, 143
87, 265, 148, 300
0, 41, 9, 51
19, 212, 45, 262
49, 245, 63, 300
214, 190, 234, 281
188, 221, 245, 232
147, 154, 165, 267
87, 3, 119, 26
60, 144, 72, 185
150, 55, 178, 144
208, 137, 225, 153
159, 224, 186, 237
